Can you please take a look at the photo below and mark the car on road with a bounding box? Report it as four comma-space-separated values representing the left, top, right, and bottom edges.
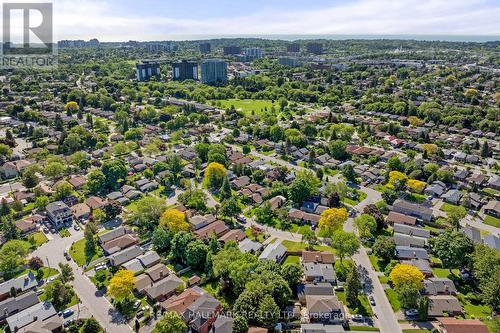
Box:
352, 314, 363, 321
61, 309, 74, 318
64, 319, 75, 327
405, 309, 419, 317
369, 295, 375, 305
236, 215, 246, 223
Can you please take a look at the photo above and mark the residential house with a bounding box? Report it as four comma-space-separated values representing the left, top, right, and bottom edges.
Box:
0, 272, 38, 301
392, 200, 433, 222
395, 246, 429, 260
425, 181, 447, 197
302, 251, 335, 264
161, 287, 203, 313
194, 220, 229, 239
137, 251, 161, 268
305, 295, 345, 324
483, 200, 500, 218
386, 211, 417, 226
14, 219, 37, 236
424, 278, 457, 296
442, 190, 463, 205
45, 201, 72, 229
303, 263, 336, 283
238, 238, 263, 254
437, 318, 489, 333
6, 302, 58, 332
109, 246, 144, 267
211, 316, 234, 333
401, 259, 433, 277
0, 292, 39, 322
218, 229, 246, 243
300, 324, 346, 333
189, 214, 217, 230
483, 234, 500, 251
259, 241, 287, 263
145, 274, 184, 302
71, 203, 91, 221
427, 295, 462, 317
67, 175, 86, 190
297, 283, 334, 304
182, 293, 222, 333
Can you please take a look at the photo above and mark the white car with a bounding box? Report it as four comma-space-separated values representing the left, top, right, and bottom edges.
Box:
405, 309, 419, 317
352, 314, 363, 321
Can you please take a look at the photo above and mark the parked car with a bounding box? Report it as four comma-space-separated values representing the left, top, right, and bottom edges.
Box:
74, 225, 80, 231
133, 300, 141, 309
64, 319, 74, 327
369, 295, 375, 306
43, 227, 49, 234
405, 309, 419, 317
136, 310, 144, 319
62, 309, 74, 318
36, 289, 44, 296
352, 314, 363, 321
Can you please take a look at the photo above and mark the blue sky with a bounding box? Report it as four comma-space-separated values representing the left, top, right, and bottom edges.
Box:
6, 0, 500, 41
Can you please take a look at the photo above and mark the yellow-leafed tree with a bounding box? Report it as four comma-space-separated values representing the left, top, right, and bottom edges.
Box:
319, 207, 348, 235
160, 208, 189, 232
64, 101, 79, 112
203, 162, 227, 190
421, 143, 438, 155
108, 269, 135, 302
388, 171, 408, 189
389, 264, 424, 290
407, 179, 426, 193
408, 116, 424, 127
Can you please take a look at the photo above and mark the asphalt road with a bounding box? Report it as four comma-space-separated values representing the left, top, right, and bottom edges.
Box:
32, 227, 133, 333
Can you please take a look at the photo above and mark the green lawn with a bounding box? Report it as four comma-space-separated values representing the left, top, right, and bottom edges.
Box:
484, 215, 500, 228
69, 239, 103, 266
384, 288, 401, 312
288, 224, 314, 235
284, 255, 300, 265
336, 291, 374, 316
432, 267, 460, 279
58, 229, 71, 237
30, 232, 48, 247
440, 202, 459, 214
458, 293, 492, 319
368, 254, 382, 272
244, 228, 267, 243
214, 99, 279, 116
342, 190, 368, 206
378, 275, 390, 284
281, 240, 335, 254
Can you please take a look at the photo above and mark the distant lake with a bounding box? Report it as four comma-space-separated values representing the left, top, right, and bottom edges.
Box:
167, 34, 500, 43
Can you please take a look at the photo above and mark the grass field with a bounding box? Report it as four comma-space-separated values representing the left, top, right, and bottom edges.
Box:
385, 288, 401, 312
58, 228, 71, 237
284, 255, 300, 265
69, 238, 103, 266
432, 267, 460, 279
484, 215, 500, 228
440, 202, 460, 214
281, 240, 335, 254
336, 291, 374, 316
30, 232, 48, 247
214, 99, 279, 116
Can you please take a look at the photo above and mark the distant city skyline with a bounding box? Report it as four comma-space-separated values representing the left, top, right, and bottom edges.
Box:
6, 0, 500, 41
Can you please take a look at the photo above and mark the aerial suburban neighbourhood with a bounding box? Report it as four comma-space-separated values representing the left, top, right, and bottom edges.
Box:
0, 2, 499, 333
